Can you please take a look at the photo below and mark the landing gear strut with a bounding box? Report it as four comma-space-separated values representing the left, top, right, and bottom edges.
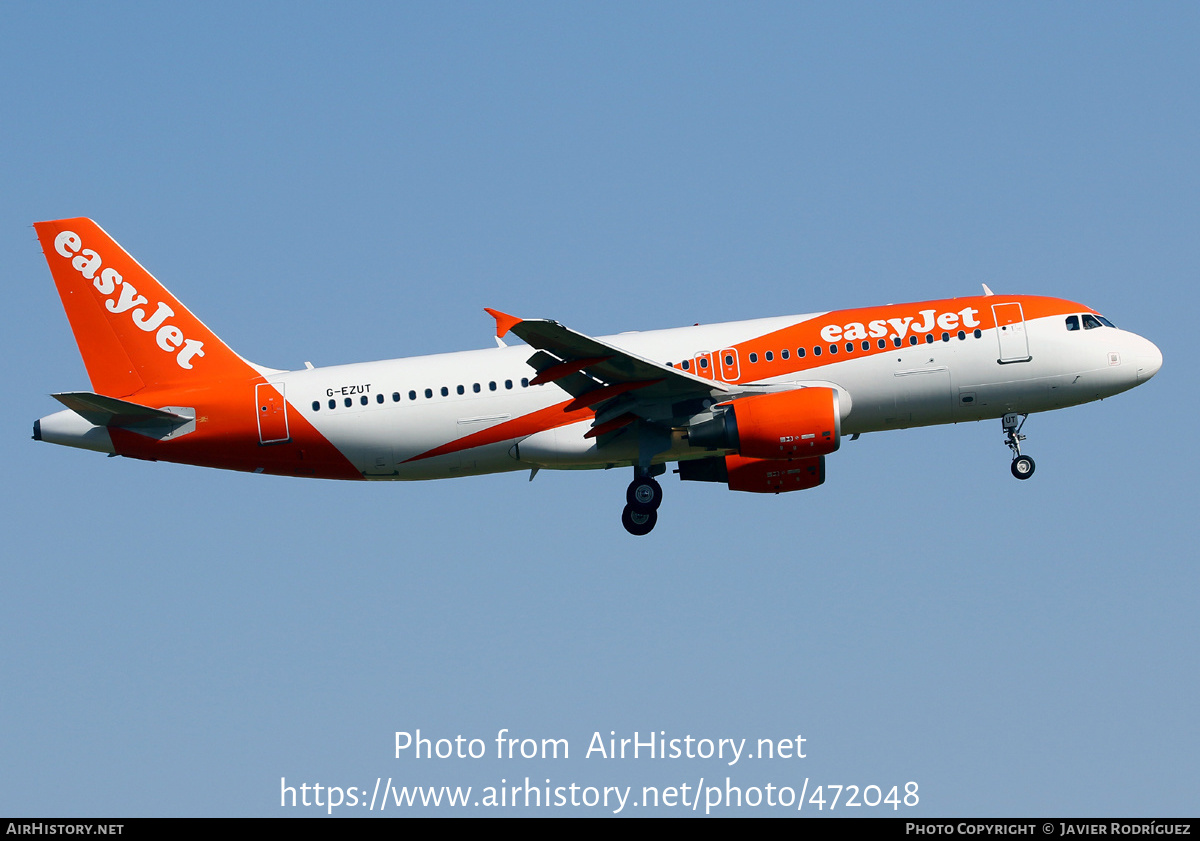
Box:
1003, 413, 1035, 480
622, 468, 664, 535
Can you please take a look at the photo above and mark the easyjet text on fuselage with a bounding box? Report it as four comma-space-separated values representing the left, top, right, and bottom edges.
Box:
818, 306, 982, 344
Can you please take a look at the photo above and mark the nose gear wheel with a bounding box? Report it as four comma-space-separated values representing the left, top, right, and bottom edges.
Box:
1011, 454, 1035, 479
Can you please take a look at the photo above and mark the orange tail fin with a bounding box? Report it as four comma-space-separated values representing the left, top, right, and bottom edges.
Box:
34, 218, 256, 397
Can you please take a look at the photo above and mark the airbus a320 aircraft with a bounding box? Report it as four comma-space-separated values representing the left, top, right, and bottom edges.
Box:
33, 218, 1162, 535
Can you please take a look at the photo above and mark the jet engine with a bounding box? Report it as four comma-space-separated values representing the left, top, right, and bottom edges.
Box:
677, 453, 826, 494
686, 387, 841, 459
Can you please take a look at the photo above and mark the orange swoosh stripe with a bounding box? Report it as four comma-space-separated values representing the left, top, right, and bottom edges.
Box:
403, 398, 596, 463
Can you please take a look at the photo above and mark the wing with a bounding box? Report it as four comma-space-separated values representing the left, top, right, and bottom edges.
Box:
485, 308, 738, 440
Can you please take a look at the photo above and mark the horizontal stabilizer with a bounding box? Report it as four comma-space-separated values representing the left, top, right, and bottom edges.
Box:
52, 392, 192, 430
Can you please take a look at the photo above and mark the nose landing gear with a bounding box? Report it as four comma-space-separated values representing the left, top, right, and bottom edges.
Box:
622, 470, 664, 535
1003, 413, 1036, 480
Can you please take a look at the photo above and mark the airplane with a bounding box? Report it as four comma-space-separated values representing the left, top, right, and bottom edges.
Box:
32, 217, 1162, 535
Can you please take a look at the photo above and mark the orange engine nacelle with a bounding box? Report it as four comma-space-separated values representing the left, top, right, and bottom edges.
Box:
677, 453, 826, 493
726, 454, 825, 494
687, 387, 841, 459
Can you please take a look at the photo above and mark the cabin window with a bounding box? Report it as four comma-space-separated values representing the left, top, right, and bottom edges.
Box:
942, 332, 950, 342
409, 390, 417, 400
829, 344, 838, 355
749, 353, 758, 363
473, 383, 481, 393
328, 399, 336, 410
344, 397, 352, 407
797, 347, 806, 358
521, 378, 529, 387
892, 337, 902, 348
392, 392, 401, 402
682, 359, 691, 370
505, 379, 513, 389
974, 329, 982, 338
908, 336, 918, 346
424, 388, 433, 399
440, 387, 449, 397
877, 339, 886, 349
312, 401, 320, 412
813, 346, 822, 356
926, 334, 934, 344
957, 330, 966, 340
490, 381, 498, 391
765, 351, 773, 362
863, 341, 871, 351
376, 394, 384, 404
700, 357, 710, 368
780, 349, 789, 360
456, 385, 465, 395
360, 395, 369, 405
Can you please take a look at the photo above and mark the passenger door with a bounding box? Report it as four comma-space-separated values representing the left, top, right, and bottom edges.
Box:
992, 303, 1032, 363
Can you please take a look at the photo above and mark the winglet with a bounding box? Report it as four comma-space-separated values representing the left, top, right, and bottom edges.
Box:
484, 308, 523, 339
981, 283, 994, 297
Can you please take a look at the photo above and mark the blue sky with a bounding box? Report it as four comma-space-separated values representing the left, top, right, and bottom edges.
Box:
2, 2, 1196, 816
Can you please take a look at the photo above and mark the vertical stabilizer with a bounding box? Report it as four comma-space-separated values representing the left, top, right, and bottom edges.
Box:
34, 218, 255, 397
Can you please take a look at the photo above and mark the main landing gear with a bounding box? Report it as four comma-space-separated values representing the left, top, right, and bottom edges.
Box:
622, 470, 664, 536
1003, 413, 1036, 480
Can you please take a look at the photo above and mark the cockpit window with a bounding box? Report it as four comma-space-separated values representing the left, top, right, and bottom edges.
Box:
1096, 315, 1116, 328
1066, 315, 1080, 331
1083, 314, 1103, 330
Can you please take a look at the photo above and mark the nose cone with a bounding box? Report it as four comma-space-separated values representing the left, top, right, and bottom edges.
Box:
1134, 337, 1163, 382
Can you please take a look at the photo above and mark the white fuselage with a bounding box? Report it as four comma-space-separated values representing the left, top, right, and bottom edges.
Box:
269, 306, 1159, 480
